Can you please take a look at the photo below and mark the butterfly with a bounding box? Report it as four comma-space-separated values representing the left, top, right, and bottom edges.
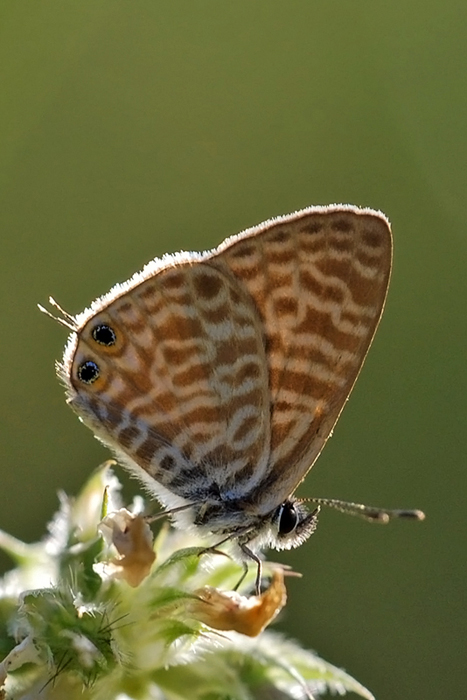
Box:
41, 205, 424, 589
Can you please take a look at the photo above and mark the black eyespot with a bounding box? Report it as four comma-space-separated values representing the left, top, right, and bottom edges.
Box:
92, 324, 116, 346
278, 502, 299, 535
77, 360, 100, 384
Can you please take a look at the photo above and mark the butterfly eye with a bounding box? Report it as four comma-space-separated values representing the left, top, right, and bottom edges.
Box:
277, 502, 299, 535
77, 360, 100, 384
92, 324, 116, 346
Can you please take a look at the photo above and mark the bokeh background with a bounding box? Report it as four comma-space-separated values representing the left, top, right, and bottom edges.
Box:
1, 2, 465, 698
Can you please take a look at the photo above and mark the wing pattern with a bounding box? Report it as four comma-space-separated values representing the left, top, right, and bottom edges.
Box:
61, 205, 392, 521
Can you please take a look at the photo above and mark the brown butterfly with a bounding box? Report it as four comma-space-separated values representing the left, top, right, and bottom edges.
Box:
41, 205, 424, 590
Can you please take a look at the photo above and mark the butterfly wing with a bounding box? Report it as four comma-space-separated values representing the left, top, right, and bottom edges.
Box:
213, 205, 392, 514
62, 261, 271, 504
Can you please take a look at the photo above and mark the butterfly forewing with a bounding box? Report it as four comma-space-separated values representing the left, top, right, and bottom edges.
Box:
214, 206, 392, 511
61, 204, 391, 522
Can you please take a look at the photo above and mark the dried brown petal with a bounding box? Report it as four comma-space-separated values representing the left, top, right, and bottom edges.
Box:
189, 569, 287, 637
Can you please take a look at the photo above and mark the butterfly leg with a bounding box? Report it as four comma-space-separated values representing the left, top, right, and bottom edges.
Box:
197, 543, 232, 561
240, 544, 263, 595
232, 560, 249, 591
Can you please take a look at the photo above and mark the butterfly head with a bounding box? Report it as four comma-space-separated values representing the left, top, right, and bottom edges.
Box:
243, 500, 321, 553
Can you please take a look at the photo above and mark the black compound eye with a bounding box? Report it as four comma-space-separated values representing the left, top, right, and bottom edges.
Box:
77, 360, 100, 384
92, 324, 116, 346
278, 502, 299, 535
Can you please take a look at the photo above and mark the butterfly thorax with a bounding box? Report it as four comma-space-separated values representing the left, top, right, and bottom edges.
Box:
137, 466, 321, 553
192, 495, 320, 552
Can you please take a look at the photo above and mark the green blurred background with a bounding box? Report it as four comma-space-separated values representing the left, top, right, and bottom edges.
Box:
0, 2, 465, 698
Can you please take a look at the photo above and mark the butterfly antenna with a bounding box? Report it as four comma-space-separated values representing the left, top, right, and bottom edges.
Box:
38, 296, 77, 332
304, 497, 425, 524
